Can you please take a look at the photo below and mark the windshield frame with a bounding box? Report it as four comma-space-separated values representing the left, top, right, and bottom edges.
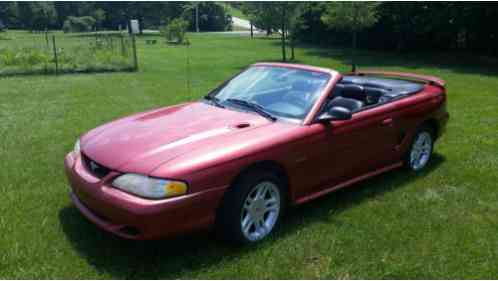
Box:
204, 63, 340, 124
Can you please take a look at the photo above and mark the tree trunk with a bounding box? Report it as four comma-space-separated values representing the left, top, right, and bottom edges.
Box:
281, 5, 287, 62
139, 16, 143, 35
352, 31, 357, 72
281, 30, 286, 62
290, 34, 295, 60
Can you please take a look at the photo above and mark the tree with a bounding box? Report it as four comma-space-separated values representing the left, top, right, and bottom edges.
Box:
182, 2, 230, 32
286, 3, 305, 60
160, 18, 189, 44
0, 2, 18, 27
321, 2, 379, 71
240, 2, 278, 36
17, 2, 57, 31
240, 2, 302, 61
92, 9, 106, 31
62, 16, 96, 33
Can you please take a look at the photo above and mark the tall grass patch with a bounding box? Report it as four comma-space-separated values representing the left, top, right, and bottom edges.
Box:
0, 31, 135, 76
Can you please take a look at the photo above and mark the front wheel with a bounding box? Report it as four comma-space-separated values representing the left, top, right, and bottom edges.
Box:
216, 170, 285, 244
405, 126, 434, 171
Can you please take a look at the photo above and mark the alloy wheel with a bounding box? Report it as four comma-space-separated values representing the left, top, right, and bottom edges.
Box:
240, 181, 281, 241
410, 131, 433, 171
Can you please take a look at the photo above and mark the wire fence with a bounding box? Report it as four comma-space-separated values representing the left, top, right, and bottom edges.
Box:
0, 32, 137, 77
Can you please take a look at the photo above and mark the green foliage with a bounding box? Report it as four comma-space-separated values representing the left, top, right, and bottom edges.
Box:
160, 18, 189, 44
0, 47, 50, 67
222, 3, 246, 20
240, 2, 279, 34
17, 2, 57, 31
62, 16, 96, 33
0, 2, 19, 27
2, 2, 498, 55
91, 9, 106, 30
0, 32, 133, 75
240, 2, 303, 61
321, 2, 380, 32
182, 2, 231, 31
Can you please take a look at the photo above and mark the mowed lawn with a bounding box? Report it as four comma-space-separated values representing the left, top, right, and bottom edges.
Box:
1, 32, 498, 279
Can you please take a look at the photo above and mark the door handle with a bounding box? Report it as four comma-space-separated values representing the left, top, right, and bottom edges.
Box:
381, 118, 394, 126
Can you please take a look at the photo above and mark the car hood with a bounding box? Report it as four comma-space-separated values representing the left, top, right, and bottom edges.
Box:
80, 102, 273, 174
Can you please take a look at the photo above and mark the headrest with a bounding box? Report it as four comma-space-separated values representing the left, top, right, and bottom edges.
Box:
341, 84, 364, 99
364, 87, 388, 97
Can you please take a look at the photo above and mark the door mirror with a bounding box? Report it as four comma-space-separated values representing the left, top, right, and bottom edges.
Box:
318, 106, 353, 122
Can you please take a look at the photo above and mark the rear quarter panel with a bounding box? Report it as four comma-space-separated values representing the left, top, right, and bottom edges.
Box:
390, 84, 448, 156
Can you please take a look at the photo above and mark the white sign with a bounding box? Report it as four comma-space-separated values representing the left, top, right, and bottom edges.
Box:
130, 19, 139, 34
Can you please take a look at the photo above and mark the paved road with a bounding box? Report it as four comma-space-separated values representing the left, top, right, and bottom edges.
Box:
141, 17, 264, 36
231, 16, 251, 30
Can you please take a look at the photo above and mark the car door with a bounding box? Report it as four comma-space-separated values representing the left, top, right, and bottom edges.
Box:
313, 102, 401, 192
290, 102, 401, 199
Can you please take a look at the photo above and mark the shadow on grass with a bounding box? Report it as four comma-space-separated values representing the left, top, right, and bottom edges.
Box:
265, 39, 498, 77
59, 154, 445, 279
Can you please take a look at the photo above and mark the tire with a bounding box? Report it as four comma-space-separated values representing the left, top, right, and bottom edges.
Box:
216, 169, 286, 244
405, 125, 435, 171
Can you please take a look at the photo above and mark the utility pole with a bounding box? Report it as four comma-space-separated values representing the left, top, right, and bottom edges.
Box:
195, 3, 199, 33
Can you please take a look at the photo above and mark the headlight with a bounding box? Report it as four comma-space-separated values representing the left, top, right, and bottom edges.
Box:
74, 139, 80, 153
112, 173, 188, 199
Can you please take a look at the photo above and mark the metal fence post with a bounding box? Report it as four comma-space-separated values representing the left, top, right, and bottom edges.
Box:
131, 34, 138, 71
52, 35, 58, 75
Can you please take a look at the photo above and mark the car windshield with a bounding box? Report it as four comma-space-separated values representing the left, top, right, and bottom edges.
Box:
210, 66, 331, 120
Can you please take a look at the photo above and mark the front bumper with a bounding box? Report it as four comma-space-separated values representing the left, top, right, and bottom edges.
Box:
64, 152, 227, 240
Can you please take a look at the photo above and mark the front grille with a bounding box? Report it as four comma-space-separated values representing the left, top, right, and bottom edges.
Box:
81, 154, 111, 179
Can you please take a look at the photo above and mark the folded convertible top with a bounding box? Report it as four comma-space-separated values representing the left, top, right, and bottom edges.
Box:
350, 70, 446, 88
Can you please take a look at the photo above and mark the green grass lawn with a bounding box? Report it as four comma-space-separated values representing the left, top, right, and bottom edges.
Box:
1, 32, 498, 279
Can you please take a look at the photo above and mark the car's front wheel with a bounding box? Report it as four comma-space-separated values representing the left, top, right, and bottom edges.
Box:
406, 126, 434, 171
216, 170, 285, 244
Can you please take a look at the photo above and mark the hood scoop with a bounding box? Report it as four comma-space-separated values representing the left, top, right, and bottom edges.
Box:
233, 122, 251, 129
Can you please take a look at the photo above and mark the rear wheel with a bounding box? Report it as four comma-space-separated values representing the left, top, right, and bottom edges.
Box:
216, 170, 286, 244
405, 126, 434, 171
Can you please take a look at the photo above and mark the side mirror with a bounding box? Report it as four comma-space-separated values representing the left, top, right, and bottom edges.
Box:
318, 106, 352, 122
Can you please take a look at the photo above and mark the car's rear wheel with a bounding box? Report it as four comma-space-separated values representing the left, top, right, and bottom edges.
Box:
406, 126, 434, 171
216, 170, 285, 244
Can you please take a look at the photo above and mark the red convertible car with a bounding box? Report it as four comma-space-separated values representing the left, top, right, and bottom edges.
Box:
64, 63, 448, 244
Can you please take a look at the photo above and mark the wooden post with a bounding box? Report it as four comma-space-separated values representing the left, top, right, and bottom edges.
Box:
52, 35, 58, 75
120, 35, 125, 56
250, 22, 253, 38
45, 31, 49, 50
131, 34, 138, 71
